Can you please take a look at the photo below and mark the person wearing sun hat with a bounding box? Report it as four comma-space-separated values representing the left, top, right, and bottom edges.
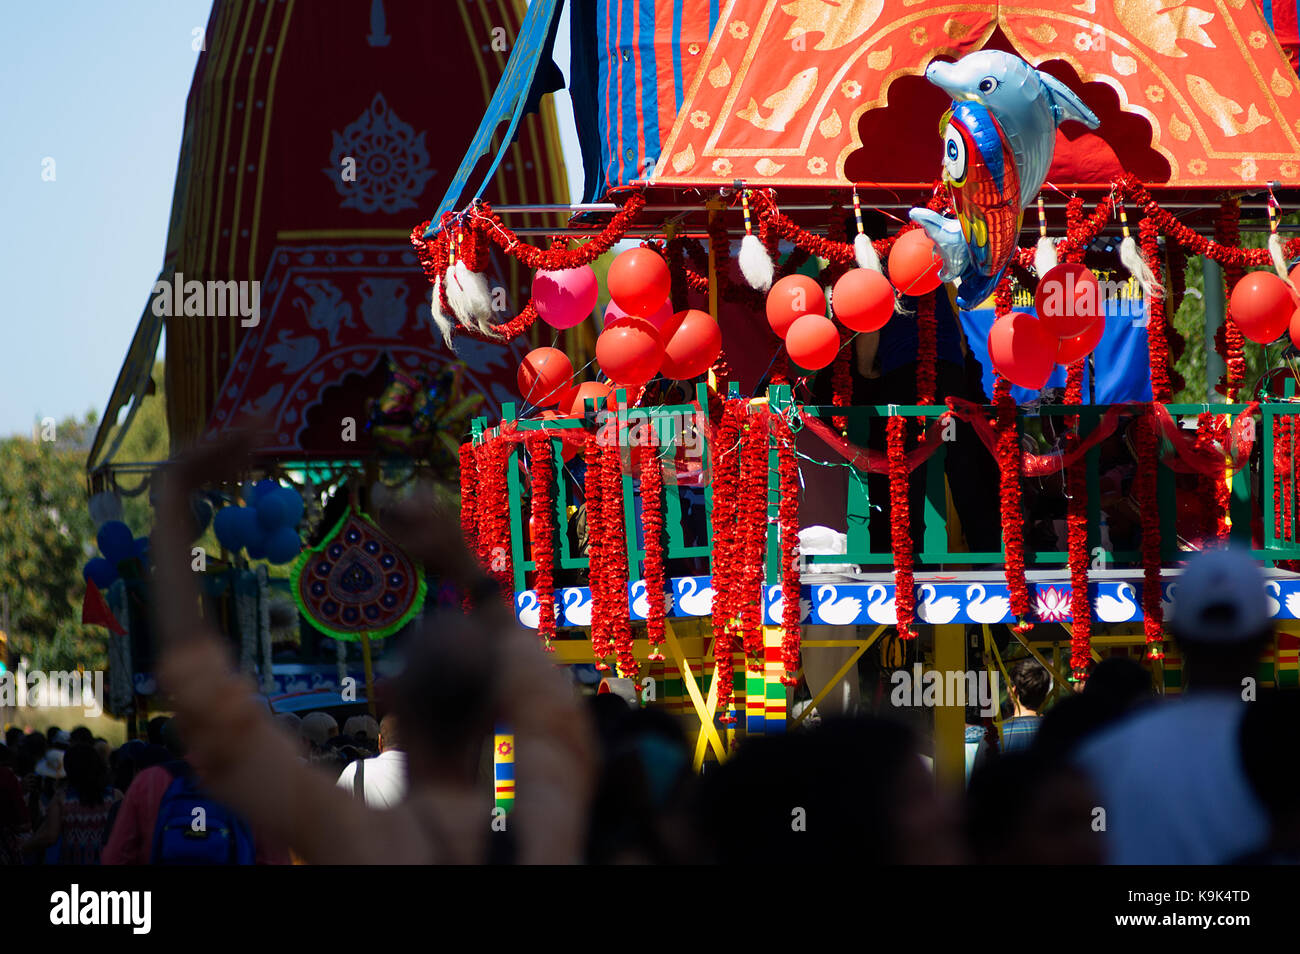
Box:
34, 748, 66, 780
1073, 548, 1274, 864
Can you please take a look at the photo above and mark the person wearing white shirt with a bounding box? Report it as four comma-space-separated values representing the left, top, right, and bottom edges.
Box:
337, 715, 408, 809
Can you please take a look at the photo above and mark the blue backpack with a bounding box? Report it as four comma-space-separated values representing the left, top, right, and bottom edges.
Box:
150, 763, 256, 865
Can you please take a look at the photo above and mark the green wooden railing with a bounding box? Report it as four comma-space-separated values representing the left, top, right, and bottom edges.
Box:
470, 387, 1300, 593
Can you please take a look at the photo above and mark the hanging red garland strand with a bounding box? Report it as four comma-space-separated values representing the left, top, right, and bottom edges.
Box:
1064, 363, 1091, 679
772, 413, 803, 683
474, 437, 513, 607
459, 442, 480, 610
527, 434, 557, 651
710, 400, 745, 722
887, 414, 916, 639
738, 416, 770, 668
639, 445, 668, 660
1139, 216, 1172, 404
1215, 197, 1246, 401
601, 440, 636, 678
992, 278, 1033, 630
584, 431, 613, 670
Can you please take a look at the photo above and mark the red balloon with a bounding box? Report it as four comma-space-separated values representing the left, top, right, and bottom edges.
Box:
607, 247, 671, 316
988, 312, 1056, 390
1055, 314, 1106, 365
887, 229, 943, 296
785, 314, 840, 370
832, 268, 895, 332
596, 316, 664, 387
539, 410, 580, 462
660, 310, 721, 379
565, 381, 615, 416
1035, 263, 1101, 338
1290, 307, 1300, 350
517, 347, 573, 407
766, 274, 826, 338
1231, 271, 1296, 344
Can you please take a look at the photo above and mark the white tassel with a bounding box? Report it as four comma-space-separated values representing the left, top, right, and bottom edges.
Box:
1035, 235, 1058, 277
1120, 234, 1162, 301
429, 277, 456, 350
739, 233, 774, 291
854, 232, 882, 273
447, 261, 495, 335
1269, 232, 1294, 289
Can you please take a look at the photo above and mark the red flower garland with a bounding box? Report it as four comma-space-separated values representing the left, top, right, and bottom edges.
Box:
772, 414, 803, 683
887, 414, 916, 639
528, 434, 557, 651
584, 431, 613, 670
474, 437, 513, 606
1137, 410, 1164, 657
709, 400, 744, 722
639, 444, 668, 660
992, 279, 1033, 630
1064, 363, 1091, 679
916, 292, 937, 407
459, 442, 479, 610
601, 440, 636, 677
1140, 216, 1172, 404
738, 416, 770, 669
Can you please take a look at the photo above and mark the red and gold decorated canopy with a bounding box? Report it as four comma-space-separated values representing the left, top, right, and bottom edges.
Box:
650, 0, 1300, 188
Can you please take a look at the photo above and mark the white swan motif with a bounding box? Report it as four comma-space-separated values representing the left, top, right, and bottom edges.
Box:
516, 591, 539, 629
817, 585, 866, 625
631, 580, 674, 619
861, 585, 893, 625
966, 584, 1012, 624
765, 584, 811, 624
1095, 582, 1138, 623
676, 577, 715, 616
1286, 592, 1300, 619
1267, 581, 1281, 618
917, 584, 961, 624
1160, 582, 1178, 622
561, 587, 592, 626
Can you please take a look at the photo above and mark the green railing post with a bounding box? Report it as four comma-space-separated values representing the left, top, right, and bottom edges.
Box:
766, 385, 791, 584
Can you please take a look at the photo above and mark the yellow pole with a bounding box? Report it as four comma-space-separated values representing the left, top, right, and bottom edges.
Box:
933, 624, 966, 791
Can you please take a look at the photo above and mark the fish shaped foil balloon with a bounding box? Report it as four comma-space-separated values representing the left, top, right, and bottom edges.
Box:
909, 52, 1100, 308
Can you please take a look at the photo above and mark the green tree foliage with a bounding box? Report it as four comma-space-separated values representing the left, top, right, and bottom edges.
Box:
0, 416, 102, 671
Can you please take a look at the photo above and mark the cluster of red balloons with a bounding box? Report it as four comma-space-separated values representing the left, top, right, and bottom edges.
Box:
517, 246, 725, 415
1230, 267, 1300, 347
988, 263, 1105, 390
763, 229, 945, 371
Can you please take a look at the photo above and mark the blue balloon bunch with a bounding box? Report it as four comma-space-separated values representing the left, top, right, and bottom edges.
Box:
213, 480, 303, 565
83, 519, 147, 589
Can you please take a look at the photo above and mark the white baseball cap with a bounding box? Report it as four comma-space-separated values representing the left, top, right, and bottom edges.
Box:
1171, 548, 1271, 644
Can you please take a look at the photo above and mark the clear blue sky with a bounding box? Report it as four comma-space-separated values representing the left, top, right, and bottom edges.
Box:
0, 0, 583, 439
0, 1, 214, 437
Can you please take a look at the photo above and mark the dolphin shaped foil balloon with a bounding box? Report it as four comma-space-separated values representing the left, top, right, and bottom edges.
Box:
909, 52, 1100, 308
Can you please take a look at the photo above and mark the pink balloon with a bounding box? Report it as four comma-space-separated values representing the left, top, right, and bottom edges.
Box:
533, 266, 599, 329
604, 297, 674, 332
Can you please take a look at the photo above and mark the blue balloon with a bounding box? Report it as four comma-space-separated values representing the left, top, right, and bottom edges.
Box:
133, 537, 150, 559
255, 492, 287, 531
275, 486, 303, 528
83, 557, 118, 588
97, 520, 135, 563
213, 507, 246, 551
245, 536, 268, 561
254, 479, 280, 499
264, 526, 302, 565
233, 507, 265, 553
